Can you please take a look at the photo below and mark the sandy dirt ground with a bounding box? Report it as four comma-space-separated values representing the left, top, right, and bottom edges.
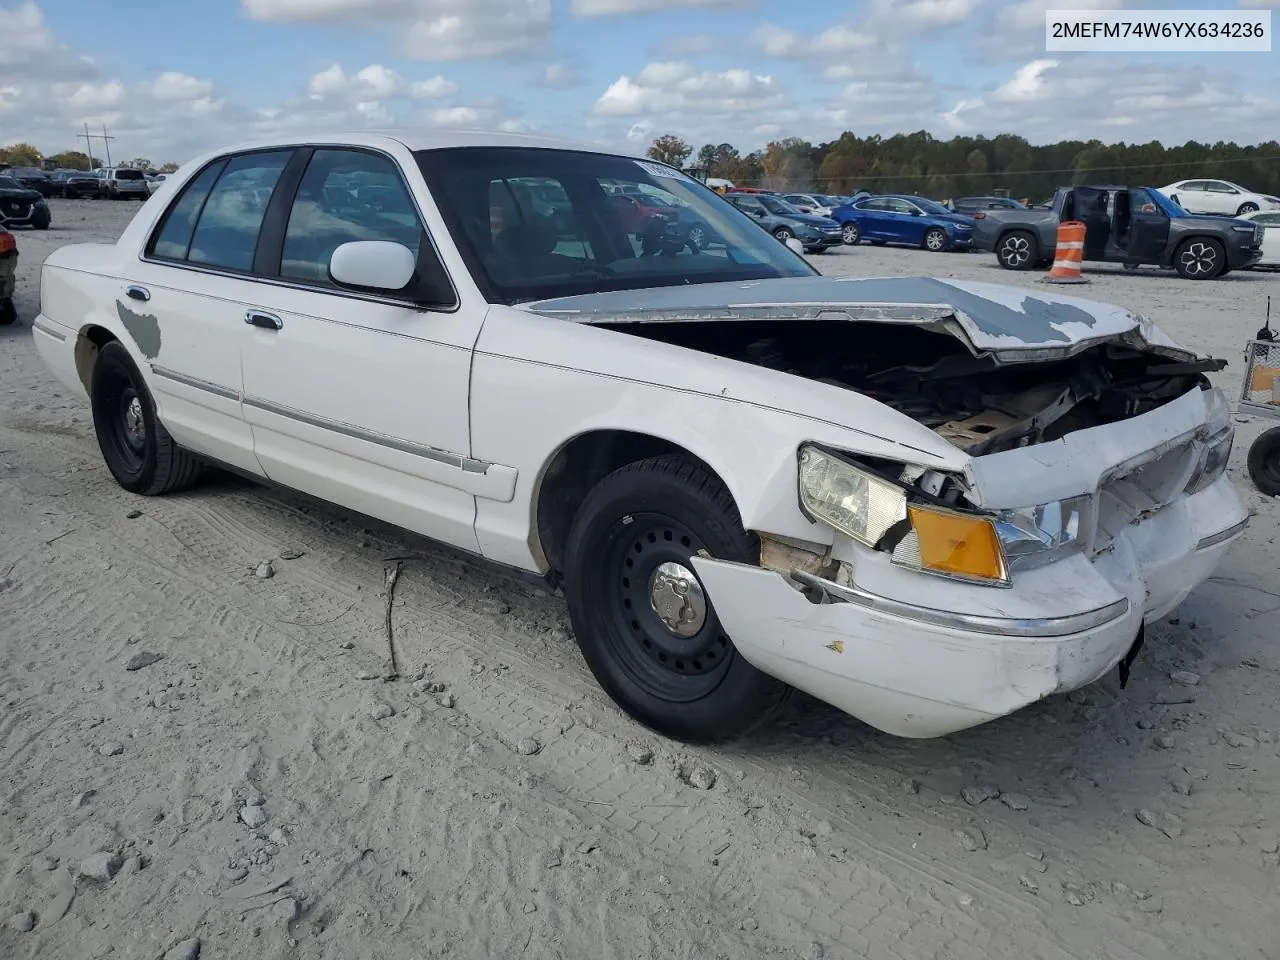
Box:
3, 198, 1280, 960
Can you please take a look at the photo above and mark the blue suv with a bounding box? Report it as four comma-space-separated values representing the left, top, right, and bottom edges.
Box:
832, 194, 975, 252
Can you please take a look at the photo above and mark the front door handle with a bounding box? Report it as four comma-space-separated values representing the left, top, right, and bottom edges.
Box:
125, 285, 150, 302
245, 310, 283, 331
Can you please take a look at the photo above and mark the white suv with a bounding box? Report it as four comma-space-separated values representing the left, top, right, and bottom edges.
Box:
98, 167, 150, 200
1158, 178, 1280, 217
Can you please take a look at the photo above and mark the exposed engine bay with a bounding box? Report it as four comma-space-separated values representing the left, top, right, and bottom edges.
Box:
599, 318, 1226, 456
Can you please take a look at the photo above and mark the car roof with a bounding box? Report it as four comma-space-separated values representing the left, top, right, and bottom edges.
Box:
186, 129, 631, 162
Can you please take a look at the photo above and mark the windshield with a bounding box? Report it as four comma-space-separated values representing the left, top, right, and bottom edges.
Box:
909, 197, 952, 215
415, 147, 816, 305
756, 194, 802, 215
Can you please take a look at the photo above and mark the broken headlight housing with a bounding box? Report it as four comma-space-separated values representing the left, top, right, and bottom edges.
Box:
992, 496, 1089, 572
798, 445, 1010, 587
1184, 426, 1233, 495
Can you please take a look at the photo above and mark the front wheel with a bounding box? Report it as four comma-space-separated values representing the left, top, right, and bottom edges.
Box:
0, 298, 15, 326
923, 227, 947, 252
773, 227, 794, 242
1248, 427, 1280, 496
32, 208, 51, 230
90, 341, 204, 495
563, 456, 788, 744
1173, 238, 1226, 279
996, 230, 1038, 270
1238, 202, 1260, 216
841, 221, 860, 245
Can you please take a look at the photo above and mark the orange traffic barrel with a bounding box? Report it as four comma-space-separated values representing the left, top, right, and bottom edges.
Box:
1041, 221, 1088, 284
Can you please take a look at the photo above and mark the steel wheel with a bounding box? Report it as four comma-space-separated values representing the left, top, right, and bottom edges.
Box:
924, 227, 947, 252
997, 231, 1036, 270
1174, 238, 1225, 279
841, 221, 860, 245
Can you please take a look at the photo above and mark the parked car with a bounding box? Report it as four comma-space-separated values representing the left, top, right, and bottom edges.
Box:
1238, 209, 1280, 268
949, 196, 1026, 214
973, 184, 1264, 279
1156, 179, 1280, 217
0, 174, 52, 229
29, 131, 1248, 744
146, 173, 169, 195
782, 193, 845, 217
724, 192, 843, 252
608, 189, 717, 252
831, 194, 974, 251
4, 166, 55, 197
0, 227, 15, 325
50, 169, 102, 199
97, 167, 151, 200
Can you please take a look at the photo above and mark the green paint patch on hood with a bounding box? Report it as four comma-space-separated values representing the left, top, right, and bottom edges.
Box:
116, 300, 162, 360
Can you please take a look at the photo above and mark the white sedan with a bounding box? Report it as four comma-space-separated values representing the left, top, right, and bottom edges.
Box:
1239, 208, 1280, 267
30, 131, 1248, 743
1157, 178, 1280, 217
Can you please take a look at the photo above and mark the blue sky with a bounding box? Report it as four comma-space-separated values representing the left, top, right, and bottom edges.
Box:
3, 0, 1277, 165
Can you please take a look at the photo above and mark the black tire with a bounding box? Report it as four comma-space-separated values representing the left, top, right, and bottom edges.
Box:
32, 208, 51, 230
0, 298, 15, 326
923, 227, 947, 252
1248, 427, 1280, 496
1238, 202, 1260, 216
563, 455, 788, 744
90, 341, 203, 495
841, 221, 860, 245
996, 230, 1038, 270
772, 226, 794, 242
1173, 237, 1226, 280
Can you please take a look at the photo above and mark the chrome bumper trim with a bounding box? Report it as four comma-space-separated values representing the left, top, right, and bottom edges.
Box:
790, 569, 1131, 638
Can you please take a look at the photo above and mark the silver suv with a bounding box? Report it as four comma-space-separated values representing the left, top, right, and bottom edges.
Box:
98, 167, 150, 200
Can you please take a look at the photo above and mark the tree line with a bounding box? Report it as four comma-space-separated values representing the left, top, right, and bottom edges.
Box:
0, 143, 178, 174
646, 131, 1280, 201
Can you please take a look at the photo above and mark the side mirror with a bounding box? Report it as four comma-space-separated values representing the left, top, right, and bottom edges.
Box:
785, 237, 805, 256
330, 240, 416, 292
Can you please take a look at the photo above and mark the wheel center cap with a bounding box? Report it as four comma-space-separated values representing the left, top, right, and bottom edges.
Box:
648, 561, 707, 638
124, 397, 145, 443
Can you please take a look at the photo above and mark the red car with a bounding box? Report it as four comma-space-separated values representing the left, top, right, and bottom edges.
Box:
0, 227, 16, 325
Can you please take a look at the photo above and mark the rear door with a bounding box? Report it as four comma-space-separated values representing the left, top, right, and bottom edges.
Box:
1173, 180, 1210, 213
127, 149, 296, 474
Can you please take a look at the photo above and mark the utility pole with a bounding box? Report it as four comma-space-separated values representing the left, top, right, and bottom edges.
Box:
78, 123, 115, 170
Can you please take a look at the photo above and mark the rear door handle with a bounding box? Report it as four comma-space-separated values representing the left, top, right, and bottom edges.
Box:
245, 310, 283, 331
125, 285, 150, 302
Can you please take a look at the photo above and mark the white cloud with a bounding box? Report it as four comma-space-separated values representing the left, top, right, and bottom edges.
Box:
243, 0, 552, 60
570, 0, 750, 13
973, 0, 1132, 60
150, 72, 215, 101
305, 63, 458, 101
541, 63, 583, 88
593, 61, 783, 116
0, 1, 96, 80
944, 56, 1280, 143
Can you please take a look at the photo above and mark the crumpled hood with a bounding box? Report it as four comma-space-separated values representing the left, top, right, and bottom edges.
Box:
519, 274, 1194, 361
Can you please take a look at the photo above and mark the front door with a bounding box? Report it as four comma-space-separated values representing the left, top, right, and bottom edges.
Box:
237, 146, 486, 553
124, 148, 296, 475
1125, 190, 1171, 261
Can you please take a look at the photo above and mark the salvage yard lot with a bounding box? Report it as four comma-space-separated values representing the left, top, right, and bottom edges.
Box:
2, 198, 1280, 960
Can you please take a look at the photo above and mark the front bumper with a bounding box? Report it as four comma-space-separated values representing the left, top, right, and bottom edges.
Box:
948, 232, 973, 249
691, 473, 1247, 739
1228, 244, 1265, 269
805, 234, 845, 249
0, 197, 44, 226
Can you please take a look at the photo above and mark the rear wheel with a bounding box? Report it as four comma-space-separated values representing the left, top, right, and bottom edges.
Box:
90, 341, 203, 495
923, 227, 947, 252
996, 230, 1038, 270
841, 221, 860, 245
563, 455, 788, 744
1173, 238, 1225, 280
1248, 427, 1280, 496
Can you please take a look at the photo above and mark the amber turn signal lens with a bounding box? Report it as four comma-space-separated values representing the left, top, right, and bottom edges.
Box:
907, 505, 1009, 584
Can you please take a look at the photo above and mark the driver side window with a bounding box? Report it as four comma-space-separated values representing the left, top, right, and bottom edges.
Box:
280, 148, 423, 285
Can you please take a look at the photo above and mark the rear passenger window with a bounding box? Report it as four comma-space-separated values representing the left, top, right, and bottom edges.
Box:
280, 149, 422, 285
149, 160, 226, 260
187, 151, 292, 272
